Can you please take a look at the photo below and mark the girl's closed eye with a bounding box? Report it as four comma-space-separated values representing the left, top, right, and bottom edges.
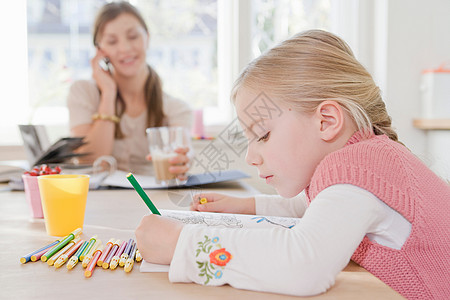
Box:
257, 132, 270, 142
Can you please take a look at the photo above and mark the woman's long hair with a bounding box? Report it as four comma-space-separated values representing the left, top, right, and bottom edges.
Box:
93, 1, 165, 139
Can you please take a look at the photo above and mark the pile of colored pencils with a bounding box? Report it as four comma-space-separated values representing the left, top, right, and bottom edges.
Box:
20, 228, 143, 278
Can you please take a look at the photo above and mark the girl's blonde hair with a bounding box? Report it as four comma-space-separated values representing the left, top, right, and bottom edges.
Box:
232, 29, 400, 143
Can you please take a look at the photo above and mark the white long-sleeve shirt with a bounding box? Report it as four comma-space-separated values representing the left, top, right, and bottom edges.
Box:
169, 184, 411, 296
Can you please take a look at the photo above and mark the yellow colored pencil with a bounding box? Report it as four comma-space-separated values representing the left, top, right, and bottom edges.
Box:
82, 239, 102, 268
79, 235, 98, 261
54, 239, 83, 268
47, 238, 79, 266
135, 249, 143, 262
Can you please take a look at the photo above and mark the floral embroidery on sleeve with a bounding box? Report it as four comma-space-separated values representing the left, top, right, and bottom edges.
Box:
196, 235, 232, 284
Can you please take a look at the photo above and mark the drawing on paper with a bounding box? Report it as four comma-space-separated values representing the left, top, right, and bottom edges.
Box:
161, 210, 300, 229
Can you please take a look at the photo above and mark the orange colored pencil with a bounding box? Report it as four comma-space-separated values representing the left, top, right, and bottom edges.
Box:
82, 240, 102, 268
84, 245, 105, 278
97, 238, 114, 267
47, 238, 79, 266
54, 239, 84, 268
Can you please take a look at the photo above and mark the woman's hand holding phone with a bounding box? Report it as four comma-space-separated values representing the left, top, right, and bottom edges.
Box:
91, 48, 117, 98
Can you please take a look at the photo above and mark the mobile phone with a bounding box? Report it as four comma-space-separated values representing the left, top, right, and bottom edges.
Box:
99, 57, 111, 72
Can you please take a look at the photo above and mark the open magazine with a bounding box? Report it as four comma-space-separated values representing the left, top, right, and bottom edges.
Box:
140, 209, 301, 272
93, 169, 250, 190
18, 125, 87, 166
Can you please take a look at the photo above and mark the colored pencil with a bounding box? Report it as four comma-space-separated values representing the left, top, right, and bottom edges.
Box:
67, 240, 88, 270
97, 238, 114, 267
110, 240, 127, 270
31, 244, 59, 262
54, 239, 83, 268
126, 173, 161, 215
41, 228, 82, 262
102, 239, 120, 269
79, 235, 98, 261
82, 240, 103, 268
47, 238, 78, 266
135, 249, 143, 262
21, 240, 59, 263
119, 238, 134, 267
124, 242, 137, 273
84, 244, 105, 278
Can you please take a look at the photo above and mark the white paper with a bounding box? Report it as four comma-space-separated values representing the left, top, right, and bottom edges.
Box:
140, 209, 301, 272
160, 209, 300, 229
140, 261, 170, 272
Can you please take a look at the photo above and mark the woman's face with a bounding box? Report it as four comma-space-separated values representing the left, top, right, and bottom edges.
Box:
97, 13, 149, 77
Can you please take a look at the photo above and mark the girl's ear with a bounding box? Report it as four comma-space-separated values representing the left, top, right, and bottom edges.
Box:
315, 100, 345, 142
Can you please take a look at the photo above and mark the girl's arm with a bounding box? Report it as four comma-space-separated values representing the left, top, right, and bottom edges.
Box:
168, 184, 384, 296
254, 191, 308, 218
191, 191, 307, 218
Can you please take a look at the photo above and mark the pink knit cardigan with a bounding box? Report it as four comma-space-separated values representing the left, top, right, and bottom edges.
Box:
305, 131, 450, 300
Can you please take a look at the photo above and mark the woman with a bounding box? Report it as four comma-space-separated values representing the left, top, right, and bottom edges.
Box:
67, 1, 192, 176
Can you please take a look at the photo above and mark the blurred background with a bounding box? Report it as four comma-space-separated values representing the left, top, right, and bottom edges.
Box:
1, 0, 449, 182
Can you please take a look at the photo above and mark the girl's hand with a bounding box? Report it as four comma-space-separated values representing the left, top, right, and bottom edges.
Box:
135, 214, 184, 265
169, 146, 191, 181
91, 48, 117, 97
191, 192, 256, 215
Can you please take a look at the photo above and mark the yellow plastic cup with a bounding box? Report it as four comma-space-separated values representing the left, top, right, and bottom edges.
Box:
38, 174, 90, 237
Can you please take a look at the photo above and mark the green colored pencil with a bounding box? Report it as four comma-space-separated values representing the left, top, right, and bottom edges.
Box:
79, 235, 97, 261
126, 173, 161, 215
41, 228, 82, 262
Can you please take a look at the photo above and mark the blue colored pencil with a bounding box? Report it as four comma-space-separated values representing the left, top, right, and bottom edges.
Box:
20, 240, 59, 264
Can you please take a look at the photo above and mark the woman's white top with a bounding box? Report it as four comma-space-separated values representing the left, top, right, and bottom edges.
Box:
67, 79, 192, 174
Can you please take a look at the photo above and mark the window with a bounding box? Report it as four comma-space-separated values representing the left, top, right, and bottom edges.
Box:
26, 0, 219, 140
251, 0, 331, 57
2, 0, 341, 145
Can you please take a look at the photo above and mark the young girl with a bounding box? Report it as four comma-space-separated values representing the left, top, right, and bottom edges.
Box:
67, 2, 192, 176
135, 30, 450, 299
